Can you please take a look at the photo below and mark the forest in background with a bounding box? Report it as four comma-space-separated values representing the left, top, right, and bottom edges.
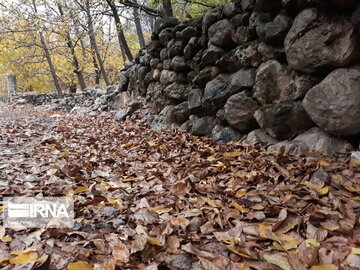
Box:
0, 0, 230, 95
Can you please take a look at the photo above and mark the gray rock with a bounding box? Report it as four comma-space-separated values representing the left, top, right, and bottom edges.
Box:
191, 116, 216, 136
224, 2, 242, 18
231, 26, 256, 45
150, 58, 160, 69
217, 41, 262, 72
202, 8, 222, 34
160, 48, 169, 61
171, 102, 190, 124
115, 109, 127, 122
201, 45, 224, 66
164, 82, 187, 100
227, 68, 256, 93
193, 66, 220, 87
256, 13, 293, 45
181, 26, 199, 40
150, 105, 176, 130
160, 70, 177, 85
208, 19, 236, 49
255, 0, 282, 12
244, 129, 278, 144
284, 8, 358, 73
188, 87, 203, 114
171, 56, 189, 72
169, 40, 185, 58
154, 18, 178, 35
163, 59, 172, 70
211, 125, 243, 144
258, 42, 286, 61
153, 69, 161, 81
202, 74, 232, 110
159, 28, 174, 46
268, 127, 353, 155
184, 37, 201, 59
249, 10, 273, 27
303, 66, 360, 136
224, 92, 259, 132
253, 60, 316, 105
241, 0, 255, 11
139, 54, 152, 66
254, 102, 315, 140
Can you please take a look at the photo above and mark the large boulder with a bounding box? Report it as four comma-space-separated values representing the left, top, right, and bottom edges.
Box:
231, 26, 257, 45
171, 56, 189, 72
202, 74, 232, 111
160, 70, 177, 85
227, 68, 256, 93
254, 102, 315, 139
217, 41, 262, 72
253, 60, 316, 105
150, 105, 176, 130
193, 66, 220, 87
159, 28, 174, 46
303, 66, 360, 136
284, 8, 359, 73
211, 125, 243, 144
163, 82, 188, 100
224, 92, 259, 132
208, 19, 236, 49
244, 129, 278, 145
168, 40, 185, 58
256, 13, 292, 45
268, 127, 353, 155
184, 37, 201, 59
188, 87, 203, 114
201, 45, 225, 66
191, 116, 216, 136
171, 102, 190, 124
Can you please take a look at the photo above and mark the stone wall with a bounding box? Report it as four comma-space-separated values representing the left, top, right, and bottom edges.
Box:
114, 0, 360, 154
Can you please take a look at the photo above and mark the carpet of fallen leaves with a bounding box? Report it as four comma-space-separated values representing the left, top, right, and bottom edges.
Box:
0, 106, 360, 270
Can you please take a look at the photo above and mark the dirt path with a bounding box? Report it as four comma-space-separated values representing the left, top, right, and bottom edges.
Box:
0, 106, 359, 270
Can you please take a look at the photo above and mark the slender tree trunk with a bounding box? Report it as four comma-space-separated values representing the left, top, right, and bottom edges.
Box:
57, 3, 86, 91
133, 1, 145, 48
39, 32, 63, 97
105, 0, 133, 61
85, 0, 110, 86
162, 0, 173, 18
31, 0, 63, 97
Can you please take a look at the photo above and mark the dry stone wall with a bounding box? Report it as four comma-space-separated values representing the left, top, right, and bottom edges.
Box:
117, 0, 360, 154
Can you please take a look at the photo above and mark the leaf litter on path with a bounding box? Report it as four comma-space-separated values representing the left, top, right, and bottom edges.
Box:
0, 106, 359, 270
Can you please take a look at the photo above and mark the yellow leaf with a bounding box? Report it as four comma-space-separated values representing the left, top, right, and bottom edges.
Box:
351, 248, 360, 255
1, 235, 12, 242
318, 159, 331, 167
68, 261, 93, 270
258, 223, 273, 238
235, 191, 246, 197
352, 197, 360, 200
147, 237, 163, 247
306, 239, 320, 247
321, 224, 339, 231
0, 206, 7, 210
207, 200, 217, 207
9, 251, 38, 265
235, 173, 246, 178
147, 141, 156, 146
231, 201, 248, 213
46, 168, 57, 176
119, 177, 136, 182
316, 186, 329, 195
207, 154, 217, 161
224, 152, 243, 158
148, 207, 171, 214
227, 246, 253, 259
310, 265, 338, 270
263, 253, 293, 270
73, 186, 87, 194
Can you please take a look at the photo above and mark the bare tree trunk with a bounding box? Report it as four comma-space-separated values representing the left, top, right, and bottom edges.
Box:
133, 0, 145, 48
57, 3, 86, 91
105, 0, 134, 62
31, 0, 63, 97
85, 0, 110, 86
39, 32, 63, 97
162, 0, 173, 18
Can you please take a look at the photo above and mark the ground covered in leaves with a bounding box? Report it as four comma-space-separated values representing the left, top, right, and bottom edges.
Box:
0, 107, 359, 270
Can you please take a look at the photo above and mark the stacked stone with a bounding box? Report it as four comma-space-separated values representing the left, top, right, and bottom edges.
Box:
115, 0, 360, 154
